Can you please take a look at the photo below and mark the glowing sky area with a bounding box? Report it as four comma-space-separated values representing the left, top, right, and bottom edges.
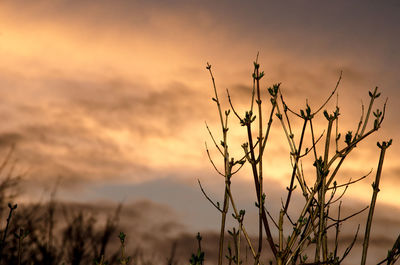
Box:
0, 0, 399, 232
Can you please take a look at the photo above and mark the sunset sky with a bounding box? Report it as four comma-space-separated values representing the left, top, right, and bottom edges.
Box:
0, 0, 399, 237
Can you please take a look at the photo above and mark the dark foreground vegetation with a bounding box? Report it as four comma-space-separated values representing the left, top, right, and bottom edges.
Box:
0, 151, 209, 265
0, 160, 122, 265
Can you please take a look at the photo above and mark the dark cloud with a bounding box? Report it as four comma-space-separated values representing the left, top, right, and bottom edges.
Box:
3, 1, 400, 64
0, 133, 22, 147
34, 197, 400, 265
70, 80, 210, 135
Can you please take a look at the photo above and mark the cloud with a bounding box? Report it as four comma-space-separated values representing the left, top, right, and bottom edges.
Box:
0, 133, 22, 147
0, 0, 398, 241
0, 62, 215, 188
46, 198, 400, 265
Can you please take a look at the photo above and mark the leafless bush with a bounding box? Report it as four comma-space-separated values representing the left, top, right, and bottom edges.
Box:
199, 57, 399, 265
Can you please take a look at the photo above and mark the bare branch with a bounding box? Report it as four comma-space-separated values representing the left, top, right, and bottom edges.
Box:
205, 142, 224, 177
361, 140, 392, 265
198, 179, 222, 213
205, 121, 223, 156
312, 71, 342, 116
339, 224, 360, 263
226, 89, 243, 122
327, 169, 372, 190
326, 206, 369, 230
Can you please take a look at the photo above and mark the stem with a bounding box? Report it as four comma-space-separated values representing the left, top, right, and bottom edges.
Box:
0, 203, 17, 259
207, 63, 231, 265
219, 186, 230, 265
320, 119, 334, 261
283, 119, 308, 213
255, 65, 264, 256
228, 189, 257, 261
361, 140, 391, 265
246, 123, 277, 257
360, 87, 377, 137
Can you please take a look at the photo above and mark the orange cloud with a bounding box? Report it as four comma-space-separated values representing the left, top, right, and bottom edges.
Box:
0, 1, 398, 225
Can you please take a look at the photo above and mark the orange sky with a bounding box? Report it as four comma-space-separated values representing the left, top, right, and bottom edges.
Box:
0, 1, 399, 232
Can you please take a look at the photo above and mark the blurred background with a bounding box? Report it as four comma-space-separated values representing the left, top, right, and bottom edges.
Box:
0, 1, 399, 264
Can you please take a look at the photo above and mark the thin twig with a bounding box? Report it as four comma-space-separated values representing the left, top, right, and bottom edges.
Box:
312, 71, 342, 115
339, 224, 360, 263
326, 206, 369, 230
205, 142, 225, 177
198, 179, 222, 213
227, 89, 243, 122
205, 121, 224, 156
327, 170, 371, 190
